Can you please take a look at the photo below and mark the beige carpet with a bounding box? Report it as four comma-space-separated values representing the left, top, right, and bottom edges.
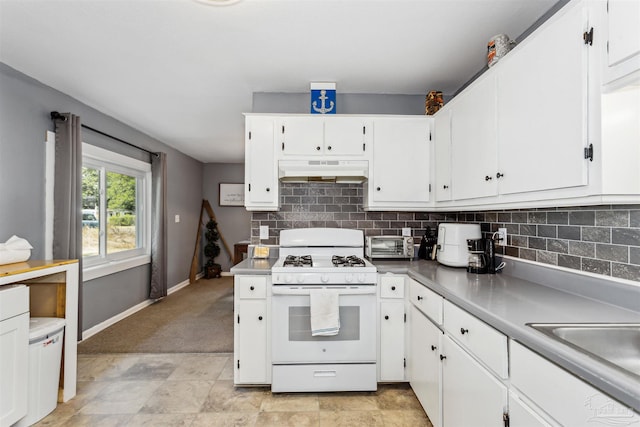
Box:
78, 276, 234, 354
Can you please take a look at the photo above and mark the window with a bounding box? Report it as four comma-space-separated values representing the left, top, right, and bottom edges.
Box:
82, 144, 151, 279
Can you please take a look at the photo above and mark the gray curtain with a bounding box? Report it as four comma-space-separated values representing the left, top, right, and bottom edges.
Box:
150, 152, 167, 300
52, 113, 83, 341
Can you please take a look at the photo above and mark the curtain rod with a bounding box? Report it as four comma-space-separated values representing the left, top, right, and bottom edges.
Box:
50, 111, 159, 158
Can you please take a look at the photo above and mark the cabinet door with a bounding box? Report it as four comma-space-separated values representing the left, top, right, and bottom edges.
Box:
496, 1, 589, 195
508, 392, 556, 427
245, 117, 278, 208
608, 0, 640, 67
280, 117, 324, 156
0, 312, 28, 426
409, 306, 442, 427
324, 117, 369, 156
371, 117, 430, 204
379, 301, 405, 382
434, 108, 452, 202
236, 300, 268, 384
441, 335, 507, 427
450, 75, 498, 201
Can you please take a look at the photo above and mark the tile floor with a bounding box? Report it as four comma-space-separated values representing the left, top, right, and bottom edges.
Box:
36, 353, 433, 427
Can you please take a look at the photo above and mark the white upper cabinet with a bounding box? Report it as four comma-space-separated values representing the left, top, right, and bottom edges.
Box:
433, 106, 452, 202
605, 0, 640, 84
496, 0, 589, 195
450, 74, 498, 201
365, 116, 431, 210
278, 116, 369, 157
244, 115, 279, 211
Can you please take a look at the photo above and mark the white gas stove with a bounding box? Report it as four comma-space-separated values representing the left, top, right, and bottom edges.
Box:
270, 228, 378, 393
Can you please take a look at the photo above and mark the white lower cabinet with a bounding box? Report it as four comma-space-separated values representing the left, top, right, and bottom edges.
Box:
378, 274, 406, 382
441, 334, 508, 427
410, 305, 442, 427
510, 340, 640, 426
234, 275, 270, 385
508, 392, 556, 427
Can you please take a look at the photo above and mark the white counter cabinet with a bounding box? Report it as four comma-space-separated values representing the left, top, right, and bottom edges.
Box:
409, 304, 443, 427
510, 340, 640, 426
378, 274, 406, 382
441, 334, 508, 427
0, 260, 79, 407
233, 275, 271, 385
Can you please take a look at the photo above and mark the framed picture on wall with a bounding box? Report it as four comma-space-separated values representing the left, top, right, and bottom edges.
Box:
219, 183, 245, 206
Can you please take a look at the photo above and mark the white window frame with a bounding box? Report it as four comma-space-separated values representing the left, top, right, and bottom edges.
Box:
82, 143, 152, 281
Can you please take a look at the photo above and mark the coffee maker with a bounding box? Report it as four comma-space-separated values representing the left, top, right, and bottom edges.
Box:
466, 238, 496, 274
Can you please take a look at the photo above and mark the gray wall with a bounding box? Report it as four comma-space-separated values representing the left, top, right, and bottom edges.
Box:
253, 92, 429, 115
202, 163, 251, 271
0, 63, 204, 331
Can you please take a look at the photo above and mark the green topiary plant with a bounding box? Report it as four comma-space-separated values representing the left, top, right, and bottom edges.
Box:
204, 219, 222, 278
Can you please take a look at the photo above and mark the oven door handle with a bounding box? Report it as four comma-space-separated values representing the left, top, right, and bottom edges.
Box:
272, 286, 376, 296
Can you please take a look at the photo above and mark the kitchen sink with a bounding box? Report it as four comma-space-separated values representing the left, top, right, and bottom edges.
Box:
527, 323, 640, 378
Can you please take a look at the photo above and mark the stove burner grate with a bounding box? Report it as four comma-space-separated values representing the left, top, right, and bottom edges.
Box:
332, 255, 366, 267
283, 255, 313, 267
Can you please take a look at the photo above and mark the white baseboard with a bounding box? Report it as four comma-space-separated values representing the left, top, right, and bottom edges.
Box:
80, 274, 203, 341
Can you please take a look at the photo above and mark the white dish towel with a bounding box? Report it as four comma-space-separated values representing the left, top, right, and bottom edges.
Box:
309, 289, 340, 336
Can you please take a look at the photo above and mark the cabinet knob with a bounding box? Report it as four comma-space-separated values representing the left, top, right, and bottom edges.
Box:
443, 185, 449, 189
460, 327, 469, 335
316, 146, 321, 151
431, 345, 437, 351
440, 354, 447, 361
266, 187, 270, 192
384, 315, 389, 320
496, 172, 504, 179
485, 175, 493, 181
391, 286, 396, 291
376, 187, 381, 191
250, 285, 255, 290
417, 296, 423, 301
258, 316, 263, 321
327, 146, 332, 151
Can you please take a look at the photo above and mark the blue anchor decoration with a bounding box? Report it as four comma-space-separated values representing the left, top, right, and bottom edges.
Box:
312, 89, 335, 114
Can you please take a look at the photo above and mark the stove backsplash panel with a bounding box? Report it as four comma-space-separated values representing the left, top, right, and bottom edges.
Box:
250, 183, 640, 282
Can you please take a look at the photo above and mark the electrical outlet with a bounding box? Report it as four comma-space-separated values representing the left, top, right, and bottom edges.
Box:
259, 225, 269, 240
497, 227, 507, 245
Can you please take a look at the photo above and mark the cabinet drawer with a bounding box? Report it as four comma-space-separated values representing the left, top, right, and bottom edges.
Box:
236, 276, 267, 299
272, 363, 377, 393
409, 279, 443, 325
443, 300, 507, 378
380, 275, 405, 299
510, 340, 639, 426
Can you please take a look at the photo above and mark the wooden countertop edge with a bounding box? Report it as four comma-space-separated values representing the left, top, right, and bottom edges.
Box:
0, 259, 79, 277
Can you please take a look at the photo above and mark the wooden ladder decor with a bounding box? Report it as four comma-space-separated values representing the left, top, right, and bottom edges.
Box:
189, 200, 233, 283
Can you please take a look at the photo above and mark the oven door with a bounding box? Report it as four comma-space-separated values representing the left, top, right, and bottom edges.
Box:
271, 285, 377, 364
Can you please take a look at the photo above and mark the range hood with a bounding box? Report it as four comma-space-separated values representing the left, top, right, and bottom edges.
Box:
278, 159, 368, 183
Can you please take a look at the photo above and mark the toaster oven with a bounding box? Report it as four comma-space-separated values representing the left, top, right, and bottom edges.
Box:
365, 236, 414, 259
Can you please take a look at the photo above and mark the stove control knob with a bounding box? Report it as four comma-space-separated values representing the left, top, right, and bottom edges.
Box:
285, 275, 293, 284
296, 275, 305, 284
357, 274, 366, 283
321, 274, 329, 283
345, 273, 354, 283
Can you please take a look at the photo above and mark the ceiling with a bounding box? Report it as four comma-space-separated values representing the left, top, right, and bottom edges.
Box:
0, 0, 558, 163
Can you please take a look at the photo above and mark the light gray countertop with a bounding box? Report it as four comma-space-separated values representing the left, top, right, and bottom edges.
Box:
230, 256, 640, 411
229, 258, 277, 275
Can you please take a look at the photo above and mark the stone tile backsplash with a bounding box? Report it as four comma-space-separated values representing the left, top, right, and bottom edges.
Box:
250, 183, 640, 282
